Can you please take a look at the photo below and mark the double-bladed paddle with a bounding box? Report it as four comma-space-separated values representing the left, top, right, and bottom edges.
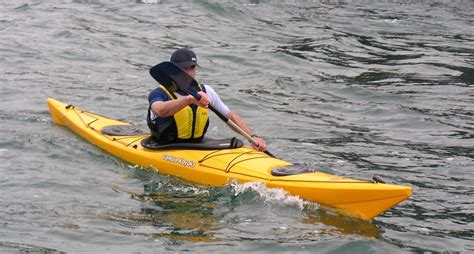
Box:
149, 61, 273, 157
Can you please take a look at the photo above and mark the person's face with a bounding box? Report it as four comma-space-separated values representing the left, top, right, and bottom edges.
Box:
184, 65, 196, 78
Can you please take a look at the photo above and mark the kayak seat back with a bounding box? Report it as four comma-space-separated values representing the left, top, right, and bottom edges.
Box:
102, 125, 149, 136
141, 136, 244, 150
271, 164, 317, 176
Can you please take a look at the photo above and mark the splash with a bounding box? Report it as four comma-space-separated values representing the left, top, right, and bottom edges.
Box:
228, 180, 310, 210
169, 185, 210, 196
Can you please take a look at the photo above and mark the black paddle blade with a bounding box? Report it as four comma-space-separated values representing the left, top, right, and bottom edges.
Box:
149, 62, 200, 99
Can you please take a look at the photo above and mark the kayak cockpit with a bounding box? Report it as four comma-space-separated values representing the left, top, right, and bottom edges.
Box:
141, 136, 244, 150
101, 124, 244, 151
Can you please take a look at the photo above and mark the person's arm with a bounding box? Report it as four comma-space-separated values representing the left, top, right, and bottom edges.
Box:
151, 92, 209, 117
226, 112, 252, 135
204, 84, 266, 151
227, 111, 266, 151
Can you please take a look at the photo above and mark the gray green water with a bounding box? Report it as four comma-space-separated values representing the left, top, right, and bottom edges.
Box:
1, 0, 473, 253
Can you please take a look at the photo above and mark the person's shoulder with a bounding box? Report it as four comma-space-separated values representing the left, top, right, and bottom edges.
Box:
148, 86, 166, 97
148, 86, 167, 103
150, 85, 166, 93
201, 83, 216, 93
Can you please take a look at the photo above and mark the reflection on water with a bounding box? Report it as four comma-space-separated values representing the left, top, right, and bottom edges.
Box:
306, 209, 381, 239
96, 174, 381, 243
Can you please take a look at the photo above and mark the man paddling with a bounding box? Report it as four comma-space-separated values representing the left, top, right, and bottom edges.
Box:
147, 48, 266, 151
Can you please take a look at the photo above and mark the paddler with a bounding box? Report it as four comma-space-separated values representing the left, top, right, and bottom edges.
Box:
147, 48, 266, 151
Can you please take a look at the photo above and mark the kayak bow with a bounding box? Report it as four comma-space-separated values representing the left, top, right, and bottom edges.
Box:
47, 97, 412, 220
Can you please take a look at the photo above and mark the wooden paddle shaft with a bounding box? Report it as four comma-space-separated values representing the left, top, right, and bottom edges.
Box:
209, 105, 259, 147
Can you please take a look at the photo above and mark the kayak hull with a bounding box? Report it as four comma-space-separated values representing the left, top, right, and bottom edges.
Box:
47, 98, 412, 220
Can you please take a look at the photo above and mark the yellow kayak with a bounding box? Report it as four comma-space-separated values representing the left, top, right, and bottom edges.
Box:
47, 97, 412, 220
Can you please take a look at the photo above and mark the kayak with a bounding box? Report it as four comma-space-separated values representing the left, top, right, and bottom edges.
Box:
47, 97, 412, 220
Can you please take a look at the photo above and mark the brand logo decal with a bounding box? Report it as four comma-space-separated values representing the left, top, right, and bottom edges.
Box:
162, 155, 196, 168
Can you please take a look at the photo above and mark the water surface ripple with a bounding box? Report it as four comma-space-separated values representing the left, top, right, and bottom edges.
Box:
1, 1, 473, 253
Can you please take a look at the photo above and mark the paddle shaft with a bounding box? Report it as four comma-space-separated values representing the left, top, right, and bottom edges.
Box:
192, 91, 273, 156
208, 105, 257, 146
208, 104, 274, 157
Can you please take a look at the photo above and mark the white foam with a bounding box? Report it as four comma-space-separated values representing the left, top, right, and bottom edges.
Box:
171, 185, 210, 195
229, 180, 308, 210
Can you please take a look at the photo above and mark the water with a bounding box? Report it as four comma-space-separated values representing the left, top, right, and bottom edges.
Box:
1, 0, 473, 252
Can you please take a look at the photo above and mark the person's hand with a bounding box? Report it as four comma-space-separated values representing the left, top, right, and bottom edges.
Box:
251, 135, 266, 152
189, 92, 210, 108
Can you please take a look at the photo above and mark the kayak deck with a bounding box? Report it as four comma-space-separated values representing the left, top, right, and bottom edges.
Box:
47, 98, 412, 220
